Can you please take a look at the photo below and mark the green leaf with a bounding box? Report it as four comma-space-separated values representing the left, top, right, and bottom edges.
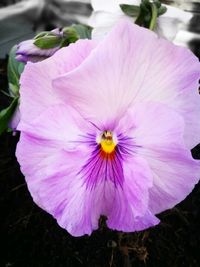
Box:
120, 4, 140, 17
0, 97, 18, 135
34, 36, 61, 49
158, 5, 167, 16
71, 24, 92, 39
7, 46, 24, 97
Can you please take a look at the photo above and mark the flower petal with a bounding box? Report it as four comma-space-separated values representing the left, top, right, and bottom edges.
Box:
18, 104, 96, 152
137, 38, 200, 148
53, 20, 157, 128
107, 156, 159, 232
16, 133, 102, 236
53, 19, 200, 148
16, 130, 158, 235
119, 101, 200, 214
18, 39, 97, 124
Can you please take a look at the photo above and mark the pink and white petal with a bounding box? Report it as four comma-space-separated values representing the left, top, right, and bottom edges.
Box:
58, 180, 116, 236
53, 20, 158, 128
18, 104, 95, 150
146, 147, 200, 214
123, 102, 185, 147
19, 39, 97, 124
107, 156, 159, 231
16, 133, 105, 236
134, 37, 200, 148
16, 129, 157, 235
120, 102, 200, 214
17, 132, 155, 235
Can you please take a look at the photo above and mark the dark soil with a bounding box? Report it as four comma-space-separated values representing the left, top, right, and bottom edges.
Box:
1, 45, 200, 267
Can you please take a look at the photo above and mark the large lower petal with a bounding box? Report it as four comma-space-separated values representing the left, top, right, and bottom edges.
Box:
19, 39, 97, 124
16, 130, 158, 236
53, 20, 200, 148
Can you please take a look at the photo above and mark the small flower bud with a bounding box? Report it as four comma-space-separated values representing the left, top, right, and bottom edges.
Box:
16, 29, 63, 63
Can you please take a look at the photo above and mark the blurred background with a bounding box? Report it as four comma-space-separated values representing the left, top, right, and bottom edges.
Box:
0, 0, 200, 58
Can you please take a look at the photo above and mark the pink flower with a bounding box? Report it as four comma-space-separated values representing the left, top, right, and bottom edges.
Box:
16, 20, 200, 236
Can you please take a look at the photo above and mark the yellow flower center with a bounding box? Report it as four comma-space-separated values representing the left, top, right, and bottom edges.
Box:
100, 131, 116, 154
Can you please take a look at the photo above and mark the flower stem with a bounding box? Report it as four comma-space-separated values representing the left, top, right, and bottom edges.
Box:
149, 3, 158, 30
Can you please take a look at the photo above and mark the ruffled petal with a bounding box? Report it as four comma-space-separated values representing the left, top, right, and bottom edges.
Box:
107, 156, 159, 232
17, 131, 159, 235
53, 20, 200, 148
147, 148, 200, 214
118, 101, 200, 214
136, 38, 200, 148
53, 20, 158, 128
18, 104, 94, 151
19, 39, 97, 124
16, 133, 103, 236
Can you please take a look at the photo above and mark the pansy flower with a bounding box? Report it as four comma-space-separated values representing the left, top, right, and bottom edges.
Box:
16, 20, 200, 236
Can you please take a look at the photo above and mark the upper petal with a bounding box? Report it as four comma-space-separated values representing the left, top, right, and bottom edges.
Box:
53, 19, 200, 148
19, 39, 97, 124
53, 20, 158, 128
